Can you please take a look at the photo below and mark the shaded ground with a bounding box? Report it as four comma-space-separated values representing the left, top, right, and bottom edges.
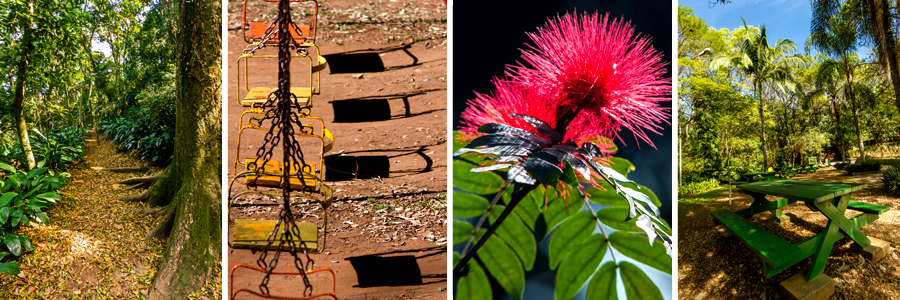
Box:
226, 0, 447, 299
0, 130, 221, 299
678, 167, 900, 300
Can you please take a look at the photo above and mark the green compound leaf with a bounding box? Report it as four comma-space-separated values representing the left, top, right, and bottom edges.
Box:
607, 157, 635, 178
586, 262, 618, 300
609, 231, 672, 274
453, 191, 490, 218
620, 261, 663, 300
548, 210, 594, 270
542, 187, 584, 236
510, 186, 541, 231
596, 207, 643, 232
489, 205, 537, 271
555, 234, 608, 300
453, 220, 474, 246
585, 183, 627, 207
474, 229, 525, 300
454, 160, 505, 195
454, 251, 492, 300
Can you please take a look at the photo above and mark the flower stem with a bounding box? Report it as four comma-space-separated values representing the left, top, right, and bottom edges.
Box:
584, 195, 618, 265
460, 179, 510, 258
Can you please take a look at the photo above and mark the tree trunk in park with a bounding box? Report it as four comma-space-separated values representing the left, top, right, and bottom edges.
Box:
117, 0, 222, 298
12, 0, 37, 171
756, 82, 769, 170
869, 0, 900, 115
846, 64, 866, 162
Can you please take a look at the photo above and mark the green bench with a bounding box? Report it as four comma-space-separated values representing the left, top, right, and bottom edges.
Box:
711, 209, 800, 269
773, 166, 796, 178
739, 172, 778, 182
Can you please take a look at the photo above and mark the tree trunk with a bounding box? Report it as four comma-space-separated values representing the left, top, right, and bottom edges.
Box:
757, 82, 769, 170
13, 0, 36, 171
143, 0, 222, 298
846, 65, 866, 162
870, 0, 900, 115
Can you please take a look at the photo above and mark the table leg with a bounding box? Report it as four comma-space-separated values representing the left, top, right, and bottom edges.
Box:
744, 191, 790, 223
815, 195, 872, 248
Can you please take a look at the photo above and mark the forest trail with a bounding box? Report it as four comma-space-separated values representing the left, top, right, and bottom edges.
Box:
0, 130, 219, 299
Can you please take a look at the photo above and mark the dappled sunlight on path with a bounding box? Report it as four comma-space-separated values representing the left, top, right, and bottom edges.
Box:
678, 168, 900, 299
0, 130, 165, 298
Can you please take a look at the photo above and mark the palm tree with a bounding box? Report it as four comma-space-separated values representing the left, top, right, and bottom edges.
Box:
808, 11, 868, 161
812, 0, 900, 116
711, 19, 805, 170
813, 54, 850, 161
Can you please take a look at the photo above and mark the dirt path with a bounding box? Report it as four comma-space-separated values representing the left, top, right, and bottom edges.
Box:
678, 168, 900, 300
0, 130, 220, 299
226, 0, 448, 299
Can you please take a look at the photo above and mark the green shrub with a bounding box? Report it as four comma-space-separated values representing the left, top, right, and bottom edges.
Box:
834, 162, 848, 170
681, 179, 720, 195
844, 160, 881, 174
1, 127, 86, 171
882, 164, 900, 195
0, 163, 69, 275
100, 117, 173, 165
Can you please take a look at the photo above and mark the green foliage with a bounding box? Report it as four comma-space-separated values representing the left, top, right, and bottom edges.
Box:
881, 164, 900, 195
453, 143, 671, 300
844, 160, 881, 174
0, 163, 69, 274
680, 179, 720, 195
1, 127, 86, 172
835, 162, 848, 170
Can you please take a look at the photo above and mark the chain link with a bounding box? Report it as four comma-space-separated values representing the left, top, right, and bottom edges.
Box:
249, 0, 316, 297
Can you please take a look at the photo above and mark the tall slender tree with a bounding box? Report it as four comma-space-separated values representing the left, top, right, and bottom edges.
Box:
11, 0, 37, 171
808, 11, 869, 161
711, 20, 805, 170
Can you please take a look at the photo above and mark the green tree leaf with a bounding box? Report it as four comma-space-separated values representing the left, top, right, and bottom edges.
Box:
620, 261, 663, 300
596, 207, 643, 232
454, 160, 505, 195
489, 205, 537, 271
453, 192, 490, 218
455, 251, 492, 300
555, 234, 608, 300
548, 210, 594, 270
609, 231, 671, 274
453, 220, 474, 246
0, 193, 17, 207
474, 229, 525, 300
586, 262, 618, 300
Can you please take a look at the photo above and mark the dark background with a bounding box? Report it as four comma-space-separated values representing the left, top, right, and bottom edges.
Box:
452, 0, 673, 224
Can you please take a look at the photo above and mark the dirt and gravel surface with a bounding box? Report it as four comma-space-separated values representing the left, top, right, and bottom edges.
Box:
678, 167, 900, 300
226, 0, 448, 299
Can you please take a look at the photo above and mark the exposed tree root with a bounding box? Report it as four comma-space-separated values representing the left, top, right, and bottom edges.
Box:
121, 183, 147, 191
101, 166, 150, 173
127, 207, 170, 217
145, 205, 176, 240
114, 190, 149, 202
116, 174, 160, 185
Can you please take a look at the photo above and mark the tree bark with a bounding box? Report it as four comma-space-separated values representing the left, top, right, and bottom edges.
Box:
869, 0, 900, 115
13, 0, 37, 171
846, 63, 866, 162
756, 82, 769, 170
144, 0, 222, 297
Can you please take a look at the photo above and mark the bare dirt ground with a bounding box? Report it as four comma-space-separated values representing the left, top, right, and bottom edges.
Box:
226, 0, 448, 299
678, 167, 900, 300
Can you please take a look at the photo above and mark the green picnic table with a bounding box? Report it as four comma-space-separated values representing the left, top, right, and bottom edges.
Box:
773, 166, 796, 178
794, 163, 819, 173
710, 179, 890, 284
738, 171, 778, 182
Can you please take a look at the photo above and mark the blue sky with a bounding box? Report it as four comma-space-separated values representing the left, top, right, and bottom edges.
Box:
682, 0, 812, 55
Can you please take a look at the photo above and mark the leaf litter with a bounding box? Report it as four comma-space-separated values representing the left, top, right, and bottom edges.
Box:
0, 131, 221, 299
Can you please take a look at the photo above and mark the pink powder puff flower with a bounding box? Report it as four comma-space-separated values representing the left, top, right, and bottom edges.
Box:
460, 11, 670, 148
